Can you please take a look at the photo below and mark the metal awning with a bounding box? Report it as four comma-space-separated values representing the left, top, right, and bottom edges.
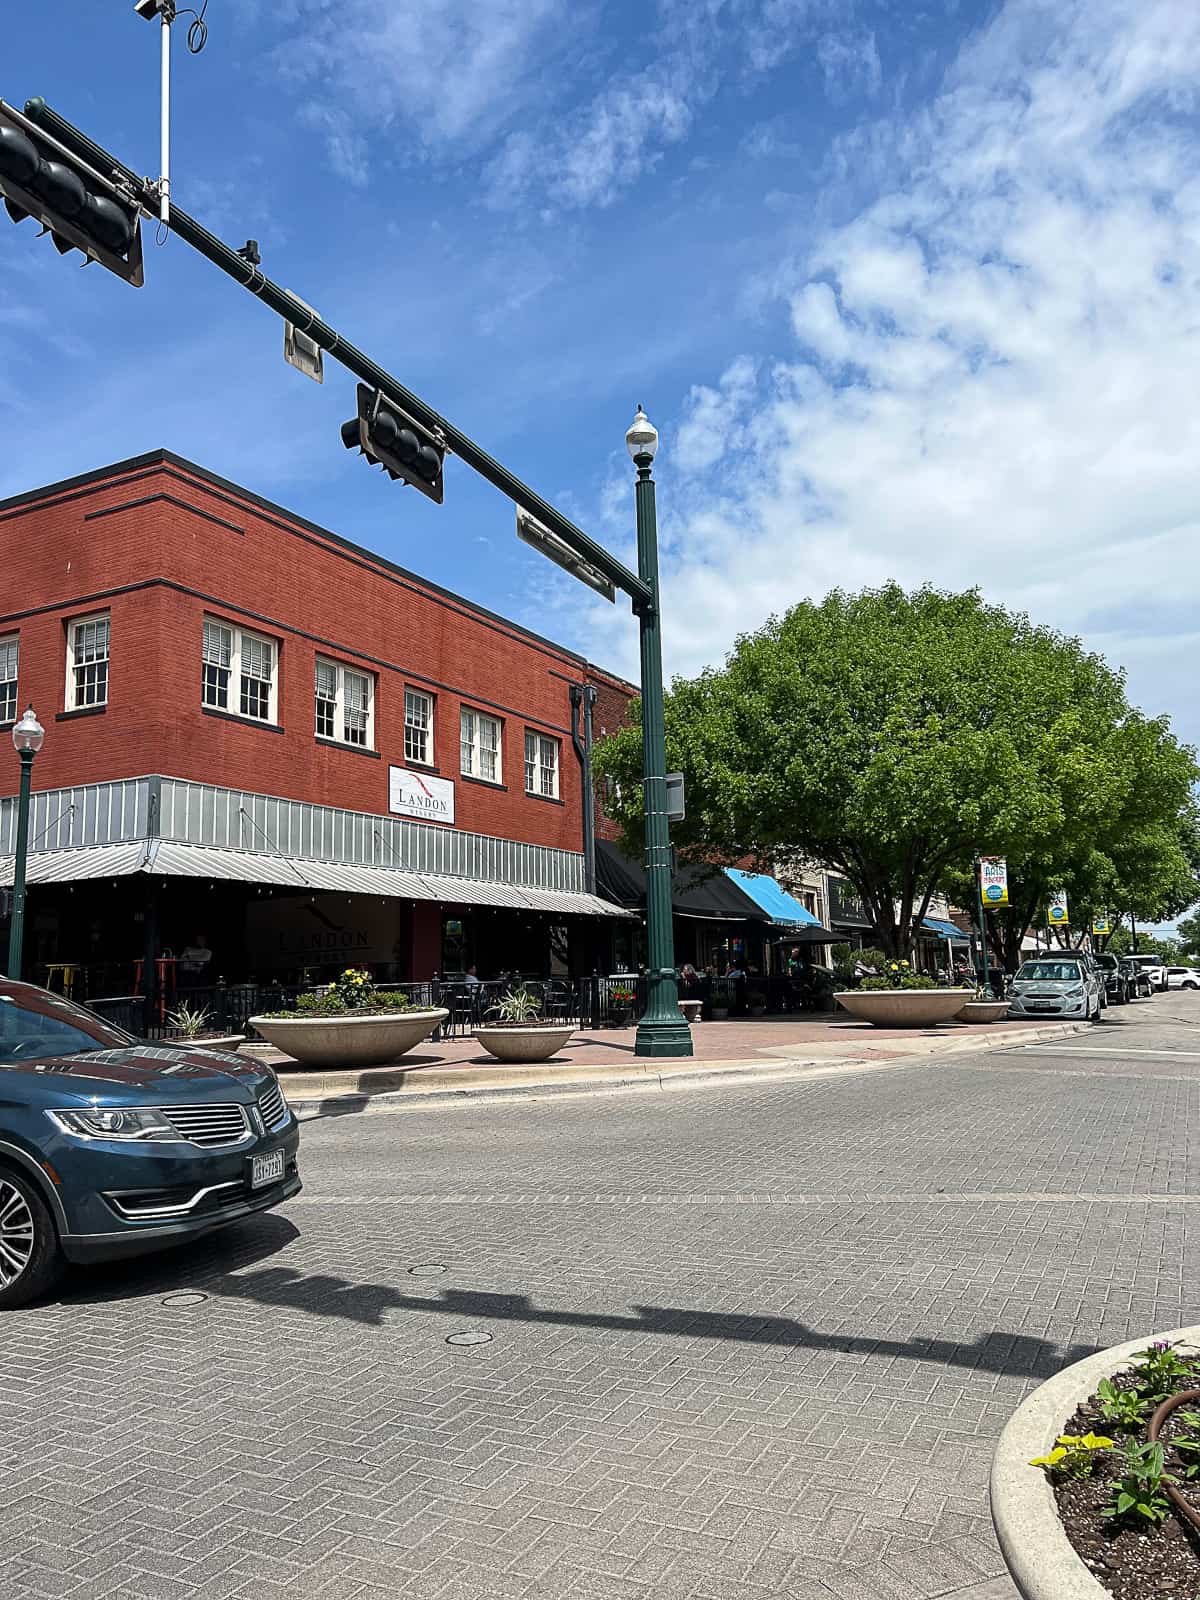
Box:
723, 869, 832, 937
0, 839, 632, 917
922, 915, 971, 943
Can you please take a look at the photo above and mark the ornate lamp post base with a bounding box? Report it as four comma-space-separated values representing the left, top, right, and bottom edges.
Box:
635, 1017, 694, 1057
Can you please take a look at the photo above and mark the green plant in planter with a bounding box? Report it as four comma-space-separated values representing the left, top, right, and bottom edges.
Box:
859, 960, 936, 992
1102, 1439, 1176, 1526
1170, 1410, 1200, 1480
1128, 1340, 1200, 1401
493, 987, 543, 1024
1030, 1432, 1114, 1480
1096, 1377, 1150, 1432
165, 1003, 212, 1039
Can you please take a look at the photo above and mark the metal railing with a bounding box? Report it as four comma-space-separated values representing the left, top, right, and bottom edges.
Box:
85, 970, 833, 1045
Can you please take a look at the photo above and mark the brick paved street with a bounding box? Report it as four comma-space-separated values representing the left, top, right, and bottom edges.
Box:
2, 995, 1198, 1599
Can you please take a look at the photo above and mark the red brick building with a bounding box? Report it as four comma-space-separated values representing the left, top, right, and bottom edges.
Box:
0, 451, 635, 1000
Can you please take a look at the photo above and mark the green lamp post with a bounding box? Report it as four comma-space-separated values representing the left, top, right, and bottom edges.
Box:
7, 706, 44, 981
626, 408, 692, 1058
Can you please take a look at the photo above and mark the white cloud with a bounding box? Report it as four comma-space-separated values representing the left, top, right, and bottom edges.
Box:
274, 0, 874, 210
582, 0, 1200, 749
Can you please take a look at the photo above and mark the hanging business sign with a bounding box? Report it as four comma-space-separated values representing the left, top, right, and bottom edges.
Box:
1047, 890, 1070, 928
979, 857, 1009, 908
388, 766, 455, 825
1092, 914, 1112, 936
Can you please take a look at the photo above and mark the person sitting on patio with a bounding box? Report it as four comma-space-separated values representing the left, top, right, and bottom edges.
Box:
179, 933, 213, 984
464, 965, 480, 987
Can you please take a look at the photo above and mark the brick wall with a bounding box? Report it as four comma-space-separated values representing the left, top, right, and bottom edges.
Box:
0, 452, 636, 854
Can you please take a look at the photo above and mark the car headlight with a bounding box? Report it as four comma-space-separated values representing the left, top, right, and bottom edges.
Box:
1064, 985, 1084, 998
46, 1107, 177, 1141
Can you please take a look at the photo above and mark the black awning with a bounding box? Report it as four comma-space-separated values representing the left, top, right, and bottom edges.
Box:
596, 840, 770, 923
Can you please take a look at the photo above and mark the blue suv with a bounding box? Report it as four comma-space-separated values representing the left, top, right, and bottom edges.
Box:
0, 978, 301, 1308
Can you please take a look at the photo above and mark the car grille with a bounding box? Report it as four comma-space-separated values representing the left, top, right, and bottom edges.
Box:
162, 1103, 250, 1148
258, 1079, 288, 1132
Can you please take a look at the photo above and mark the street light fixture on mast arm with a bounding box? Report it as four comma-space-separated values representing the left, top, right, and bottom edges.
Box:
7, 706, 44, 981
626, 408, 692, 1058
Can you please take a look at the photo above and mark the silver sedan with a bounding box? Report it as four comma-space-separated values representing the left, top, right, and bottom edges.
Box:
1008, 958, 1104, 1021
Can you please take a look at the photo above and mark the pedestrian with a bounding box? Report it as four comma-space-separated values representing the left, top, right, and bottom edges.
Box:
463, 964, 480, 988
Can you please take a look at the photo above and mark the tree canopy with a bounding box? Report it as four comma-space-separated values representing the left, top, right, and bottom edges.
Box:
594, 584, 1200, 958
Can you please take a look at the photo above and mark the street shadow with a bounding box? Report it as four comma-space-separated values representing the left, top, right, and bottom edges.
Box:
54, 1211, 301, 1305
198, 1268, 1100, 1379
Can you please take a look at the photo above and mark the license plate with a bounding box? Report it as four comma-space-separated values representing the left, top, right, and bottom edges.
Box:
1026, 1001, 1058, 1011
250, 1148, 285, 1190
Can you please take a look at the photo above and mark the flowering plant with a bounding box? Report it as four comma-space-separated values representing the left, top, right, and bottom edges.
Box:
610, 986, 636, 1005
859, 959, 936, 992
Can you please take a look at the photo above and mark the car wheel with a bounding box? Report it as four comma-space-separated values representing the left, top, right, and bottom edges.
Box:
1184, 981, 1199, 991
0, 1167, 63, 1311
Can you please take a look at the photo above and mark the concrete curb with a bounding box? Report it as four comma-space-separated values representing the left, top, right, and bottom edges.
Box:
283, 1020, 1091, 1120
989, 1322, 1200, 1600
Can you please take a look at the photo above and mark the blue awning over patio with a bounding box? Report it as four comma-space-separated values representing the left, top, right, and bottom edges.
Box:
923, 916, 971, 943
724, 869, 830, 935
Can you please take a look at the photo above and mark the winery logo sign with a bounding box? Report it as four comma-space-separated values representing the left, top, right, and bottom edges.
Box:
388, 766, 455, 825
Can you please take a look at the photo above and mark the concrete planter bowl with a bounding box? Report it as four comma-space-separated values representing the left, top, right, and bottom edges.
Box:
957, 1000, 1010, 1024
248, 1008, 448, 1068
188, 1035, 247, 1052
474, 1024, 575, 1063
834, 988, 972, 1027
990, 1324, 1200, 1600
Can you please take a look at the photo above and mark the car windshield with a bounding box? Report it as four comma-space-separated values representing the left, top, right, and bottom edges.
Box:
0, 984, 134, 1065
1016, 962, 1084, 983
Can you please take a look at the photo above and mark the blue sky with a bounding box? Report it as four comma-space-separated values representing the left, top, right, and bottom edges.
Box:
2, 0, 1199, 802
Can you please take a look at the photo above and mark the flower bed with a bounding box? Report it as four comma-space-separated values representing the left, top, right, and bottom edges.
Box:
992, 1329, 1200, 1600
249, 968, 447, 1069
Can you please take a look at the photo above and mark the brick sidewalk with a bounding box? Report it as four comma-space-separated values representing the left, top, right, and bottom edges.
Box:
262, 1012, 1044, 1076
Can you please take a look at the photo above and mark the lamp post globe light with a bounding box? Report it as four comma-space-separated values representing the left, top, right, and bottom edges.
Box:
626, 407, 692, 1058
7, 706, 44, 981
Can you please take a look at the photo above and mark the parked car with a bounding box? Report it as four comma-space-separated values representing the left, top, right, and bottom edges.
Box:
1094, 951, 1129, 1005
1166, 965, 1200, 991
0, 978, 300, 1309
1120, 958, 1154, 998
1008, 955, 1106, 1021
1122, 954, 1169, 993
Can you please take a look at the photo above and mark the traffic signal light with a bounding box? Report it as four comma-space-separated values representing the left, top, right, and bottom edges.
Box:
341, 384, 445, 503
0, 100, 144, 286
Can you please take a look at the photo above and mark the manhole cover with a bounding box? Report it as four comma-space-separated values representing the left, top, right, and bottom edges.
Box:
446, 1330, 492, 1347
161, 1291, 208, 1308
408, 1264, 447, 1278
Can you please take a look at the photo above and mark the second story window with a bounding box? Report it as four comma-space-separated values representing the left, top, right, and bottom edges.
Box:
67, 614, 110, 710
525, 731, 559, 799
201, 617, 276, 724
0, 635, 17, 724
315, 657, 374, 748
460, 709, 501, 782
404, 689, 433, 766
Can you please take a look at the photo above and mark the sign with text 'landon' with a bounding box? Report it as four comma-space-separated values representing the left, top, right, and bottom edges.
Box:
388, 766, 455, 825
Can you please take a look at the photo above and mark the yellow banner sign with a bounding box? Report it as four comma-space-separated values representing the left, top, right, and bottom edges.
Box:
979, 856, 1009, 908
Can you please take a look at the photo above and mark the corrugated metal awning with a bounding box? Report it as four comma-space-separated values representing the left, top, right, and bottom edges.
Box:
0, 840, 631, 918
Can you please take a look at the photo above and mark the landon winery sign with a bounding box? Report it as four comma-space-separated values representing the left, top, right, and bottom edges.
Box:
388, 766, 455, 825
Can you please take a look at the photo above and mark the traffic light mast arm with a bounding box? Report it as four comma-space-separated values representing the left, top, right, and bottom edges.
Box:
22, 98, 653, 615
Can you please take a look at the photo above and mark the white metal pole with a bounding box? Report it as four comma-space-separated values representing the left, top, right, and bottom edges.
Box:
159, 10, 171, 224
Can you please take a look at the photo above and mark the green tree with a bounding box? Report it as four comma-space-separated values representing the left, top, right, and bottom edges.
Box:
594, 584, 1200, 960
1176, 911, 1200, 959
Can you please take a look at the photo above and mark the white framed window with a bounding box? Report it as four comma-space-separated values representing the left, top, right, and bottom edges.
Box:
201, 617, 277, 724
66, 613, 110, 710
315, 657, 374, 748
0, 635, 17, 725
460, 709, 502, 782
405, 688, 434, 766
525, 731, 559, 799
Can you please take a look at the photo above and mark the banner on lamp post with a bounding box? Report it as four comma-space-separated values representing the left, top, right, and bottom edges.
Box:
1092, 915, 1112, 937
1047, 891, 1070, 928
979, 856, 1009, 908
